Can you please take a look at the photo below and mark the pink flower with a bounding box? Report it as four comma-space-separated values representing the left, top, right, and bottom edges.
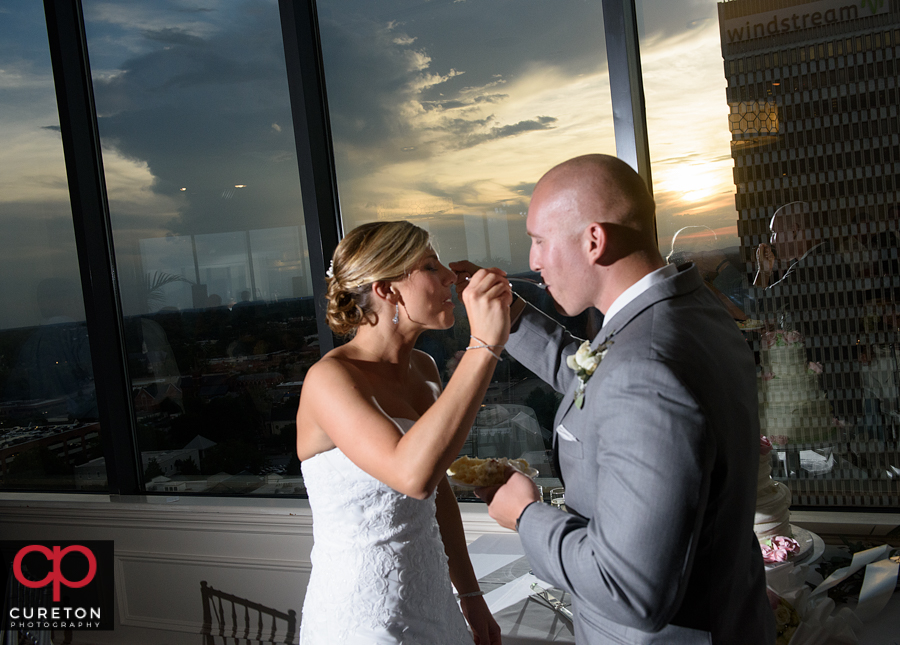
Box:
761, 371, 775, 381
807, 361, 823, 374
759, 436, 773, 456
770, 536, 800, 552
761, 544, 789, 563
763, 330, 805, 348
769, 435, 790, 446
760, 536, 800, 563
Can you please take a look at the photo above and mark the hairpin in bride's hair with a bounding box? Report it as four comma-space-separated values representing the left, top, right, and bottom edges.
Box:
325, 260, 335, 279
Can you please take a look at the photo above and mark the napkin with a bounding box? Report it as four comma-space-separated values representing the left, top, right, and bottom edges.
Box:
766, 544, 900, 645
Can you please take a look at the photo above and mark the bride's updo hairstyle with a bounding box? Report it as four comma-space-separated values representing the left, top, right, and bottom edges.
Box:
326, 220, 431, 336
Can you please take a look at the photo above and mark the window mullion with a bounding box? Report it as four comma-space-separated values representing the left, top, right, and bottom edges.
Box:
43, 0, 142, 494
279, 0, 342, 354
601, 0, 654, 197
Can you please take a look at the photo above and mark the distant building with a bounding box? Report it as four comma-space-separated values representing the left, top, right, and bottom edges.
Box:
1, 422, 101, 482
142, 448, 201, 477
719, 0, 899, 258
718, 0, 900, 505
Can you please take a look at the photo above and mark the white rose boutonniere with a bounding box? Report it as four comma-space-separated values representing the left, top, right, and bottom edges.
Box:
566, 335, 613, 409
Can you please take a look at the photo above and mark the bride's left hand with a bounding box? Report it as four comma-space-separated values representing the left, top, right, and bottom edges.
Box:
460, 594, 502, 644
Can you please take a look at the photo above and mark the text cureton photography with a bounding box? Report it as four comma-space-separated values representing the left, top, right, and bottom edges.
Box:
1, 540, 114, 631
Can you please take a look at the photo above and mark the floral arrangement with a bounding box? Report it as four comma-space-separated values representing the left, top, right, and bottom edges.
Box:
762, 329, 804, 349
767, 591, 801, 645
566, 336, 613, 409
761, 535, 801, 564
806, 361, 823, 375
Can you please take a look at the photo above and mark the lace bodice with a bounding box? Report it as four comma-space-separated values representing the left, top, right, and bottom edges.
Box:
299, 418, 473, 644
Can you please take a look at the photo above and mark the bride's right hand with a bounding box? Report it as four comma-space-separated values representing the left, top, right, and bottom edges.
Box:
459, 268, 512, 348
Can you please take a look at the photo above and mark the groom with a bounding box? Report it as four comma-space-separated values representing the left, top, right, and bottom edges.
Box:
455, 154, 774, 644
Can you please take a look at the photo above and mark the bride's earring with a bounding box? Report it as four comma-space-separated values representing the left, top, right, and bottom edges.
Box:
392, 303, 399, 325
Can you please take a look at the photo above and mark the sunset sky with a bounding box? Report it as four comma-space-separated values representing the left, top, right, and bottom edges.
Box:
1, 0, 742, 328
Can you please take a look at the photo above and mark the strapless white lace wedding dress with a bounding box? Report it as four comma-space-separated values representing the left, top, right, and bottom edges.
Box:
299, 418, 474, 644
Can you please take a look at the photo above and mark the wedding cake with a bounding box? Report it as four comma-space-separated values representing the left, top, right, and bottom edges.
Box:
754, 436, 792, 541
757, 330, 833, 445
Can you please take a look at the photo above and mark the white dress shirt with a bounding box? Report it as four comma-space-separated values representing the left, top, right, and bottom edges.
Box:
602, 263, 678, 330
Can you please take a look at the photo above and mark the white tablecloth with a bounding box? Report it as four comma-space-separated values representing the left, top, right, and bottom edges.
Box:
468, 533, 575, 644
468, 534, 900, 645
799, 545, 900, 645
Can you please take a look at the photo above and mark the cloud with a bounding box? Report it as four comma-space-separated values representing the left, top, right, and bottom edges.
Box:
636, 0, 719, 42
453, 115, 558, 150
639, 18, 740, 247
141, 27, 208, 47
508, 182, 536, 196
318, 0, 609, 164
85, 2, 300, 240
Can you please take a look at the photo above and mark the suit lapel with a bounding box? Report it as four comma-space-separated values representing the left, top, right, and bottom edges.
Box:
554, 321, 620, 424
551, 430, 564, 485
549, 265, 704, 472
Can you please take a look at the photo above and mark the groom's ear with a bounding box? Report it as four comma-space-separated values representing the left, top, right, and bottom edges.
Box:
585, 222, 608, 265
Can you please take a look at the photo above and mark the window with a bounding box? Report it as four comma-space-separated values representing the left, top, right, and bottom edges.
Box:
642, 0, 900, 508
0, 3, 105, 491
317, 0, 615, 494
4, 0, 898, 511
79, 0, 317, 495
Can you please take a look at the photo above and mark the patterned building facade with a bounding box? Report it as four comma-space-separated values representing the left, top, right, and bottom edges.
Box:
718, 0, 900, 506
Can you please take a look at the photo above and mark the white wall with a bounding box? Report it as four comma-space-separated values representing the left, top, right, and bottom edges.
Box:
0, 493, 505, 644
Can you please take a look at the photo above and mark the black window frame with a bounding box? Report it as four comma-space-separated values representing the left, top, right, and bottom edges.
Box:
38, 0, 651, 496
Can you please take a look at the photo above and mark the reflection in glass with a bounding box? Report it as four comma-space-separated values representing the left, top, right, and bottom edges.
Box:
640, 0, 900, 507
0, 4, 105, 491
319, 0, 614, 494
82, 0, 317, 494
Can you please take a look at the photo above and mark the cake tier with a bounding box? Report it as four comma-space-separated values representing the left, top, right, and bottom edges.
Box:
759, 400, 835, 443
762, 345, 807, 365
760, 375, 826, 401
754, 480, 792, 540
757, 452, 774, 490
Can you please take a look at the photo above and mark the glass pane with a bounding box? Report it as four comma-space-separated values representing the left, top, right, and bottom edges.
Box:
319, 0, 614, 497
0, 4, 105, 491
639, 0, 900, 508
82, 0, 317, 495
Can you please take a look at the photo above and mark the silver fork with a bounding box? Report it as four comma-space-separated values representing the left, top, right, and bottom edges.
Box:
507, 277, 547, 290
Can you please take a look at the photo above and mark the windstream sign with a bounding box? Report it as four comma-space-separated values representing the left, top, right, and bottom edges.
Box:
721, 0, 890, 45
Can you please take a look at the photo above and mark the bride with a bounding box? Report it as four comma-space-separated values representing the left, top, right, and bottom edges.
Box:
296, 220, 508, 644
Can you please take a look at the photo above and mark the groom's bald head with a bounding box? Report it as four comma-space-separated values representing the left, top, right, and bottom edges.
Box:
527, 154, 664, 315
532, 154, 658, 253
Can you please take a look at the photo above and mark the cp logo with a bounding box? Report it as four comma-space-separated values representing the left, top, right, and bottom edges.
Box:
13, 545, 97, 602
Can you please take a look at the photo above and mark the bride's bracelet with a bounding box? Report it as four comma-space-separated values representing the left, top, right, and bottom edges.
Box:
466, 335, 504, 361
457, 589, 485, 598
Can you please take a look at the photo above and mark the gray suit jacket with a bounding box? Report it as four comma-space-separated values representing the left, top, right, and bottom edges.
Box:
506, 264, 775, 644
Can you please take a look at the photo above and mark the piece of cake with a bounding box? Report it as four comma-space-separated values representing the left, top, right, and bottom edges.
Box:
447, 455, 529, 486
754, 435, 792, 542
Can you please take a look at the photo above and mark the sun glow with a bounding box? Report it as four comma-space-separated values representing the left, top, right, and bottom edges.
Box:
656, 164, 719, 203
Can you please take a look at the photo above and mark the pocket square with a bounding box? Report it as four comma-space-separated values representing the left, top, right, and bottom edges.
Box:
556, 424, 579, 442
